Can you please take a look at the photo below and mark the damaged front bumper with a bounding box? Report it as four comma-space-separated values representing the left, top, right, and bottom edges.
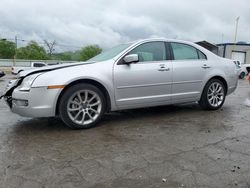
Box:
0, 79, 22, 107
11, 87, 60, 117
1, 79, 61, 118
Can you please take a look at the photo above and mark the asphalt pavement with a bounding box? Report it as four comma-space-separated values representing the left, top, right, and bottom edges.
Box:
0, 75, 250, 188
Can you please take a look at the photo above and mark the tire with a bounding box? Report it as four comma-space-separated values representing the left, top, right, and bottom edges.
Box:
199, 79, 226, 110
59, 83, 106, 129
239, 72, 245, 79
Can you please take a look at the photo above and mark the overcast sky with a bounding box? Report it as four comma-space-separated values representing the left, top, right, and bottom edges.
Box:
0, 0, 249, 51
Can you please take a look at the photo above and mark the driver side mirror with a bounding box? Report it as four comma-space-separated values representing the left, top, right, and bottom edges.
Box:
123, 54, 139, 64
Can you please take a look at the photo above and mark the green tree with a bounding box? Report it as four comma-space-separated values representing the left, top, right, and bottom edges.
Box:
16, 41, 48, 60
0, 39, 16, 59
80, 45, 102, 61
52, 52, 72, 61
59, 52, 72, 61
71, 50, 81, 61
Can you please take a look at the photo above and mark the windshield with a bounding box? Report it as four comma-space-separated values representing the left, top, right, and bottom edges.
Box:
89, 43, 132, 62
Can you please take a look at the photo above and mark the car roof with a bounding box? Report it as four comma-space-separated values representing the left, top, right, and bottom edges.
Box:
132, 38, 193, 44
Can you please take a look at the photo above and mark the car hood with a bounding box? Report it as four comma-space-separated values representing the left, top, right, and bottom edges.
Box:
18, 61, 94, 77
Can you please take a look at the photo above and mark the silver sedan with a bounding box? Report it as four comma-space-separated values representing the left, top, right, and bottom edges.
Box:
1, 39, 238, 129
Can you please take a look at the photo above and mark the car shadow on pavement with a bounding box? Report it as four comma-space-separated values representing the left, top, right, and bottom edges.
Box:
104, 104, 200, 121
13, 117, 70, 132
11, 103, 203, 132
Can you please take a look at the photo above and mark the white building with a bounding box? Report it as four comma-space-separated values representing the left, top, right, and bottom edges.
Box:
217, 42, 250, 64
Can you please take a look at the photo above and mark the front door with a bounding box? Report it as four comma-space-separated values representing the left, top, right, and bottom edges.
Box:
113, 41, 172, 109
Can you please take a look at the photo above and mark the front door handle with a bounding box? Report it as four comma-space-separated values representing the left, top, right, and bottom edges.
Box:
202, 64, 211, 69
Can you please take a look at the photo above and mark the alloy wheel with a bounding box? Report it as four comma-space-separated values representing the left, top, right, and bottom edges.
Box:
67, 90, 102, 125
207, 82, 225, 108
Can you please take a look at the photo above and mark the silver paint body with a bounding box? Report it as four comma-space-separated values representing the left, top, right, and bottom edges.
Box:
8, 39, 238, 117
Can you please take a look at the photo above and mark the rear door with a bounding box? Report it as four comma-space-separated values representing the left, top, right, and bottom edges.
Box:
114, 41, 173, 108
169, 42, 208, 103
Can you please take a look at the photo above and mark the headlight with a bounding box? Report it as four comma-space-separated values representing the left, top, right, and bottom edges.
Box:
18, 74, 40, 91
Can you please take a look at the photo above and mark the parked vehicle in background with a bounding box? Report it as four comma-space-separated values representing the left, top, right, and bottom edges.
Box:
0, 70, 5, 78
1, 38, 239, 129
47, 62, 61, 66
235, 60, 250, 79
241, 63, 250, 77
11, 62, 47, 75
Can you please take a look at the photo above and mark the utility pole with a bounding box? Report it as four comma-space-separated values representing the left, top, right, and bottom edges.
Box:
234, 17, 240, 44
232, 17, 240, 59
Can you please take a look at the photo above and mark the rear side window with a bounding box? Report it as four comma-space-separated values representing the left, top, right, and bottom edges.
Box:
171, 42, 207, 60
129, 42, 168, 62
171, 43, 199, 60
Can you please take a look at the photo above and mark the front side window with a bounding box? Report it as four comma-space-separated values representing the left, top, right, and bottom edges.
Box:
129, 42, 167, 62
171, 43, 199, 60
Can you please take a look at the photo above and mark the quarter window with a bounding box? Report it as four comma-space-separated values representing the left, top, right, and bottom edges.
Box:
171, 43, 199, 60
198, 50, 207, 59
129, 42, 168, 62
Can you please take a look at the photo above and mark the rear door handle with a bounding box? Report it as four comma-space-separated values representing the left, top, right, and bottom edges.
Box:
158, 67, 170, 71
202, 64, 211, 69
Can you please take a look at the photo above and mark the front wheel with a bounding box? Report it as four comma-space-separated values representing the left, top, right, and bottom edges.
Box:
59, 84, 106, 129
199, 79, 226, 110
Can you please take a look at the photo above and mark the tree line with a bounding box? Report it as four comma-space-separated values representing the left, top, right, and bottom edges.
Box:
0, 39, 102, 61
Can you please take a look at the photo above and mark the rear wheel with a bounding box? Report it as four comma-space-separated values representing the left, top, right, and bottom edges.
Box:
199, 79, 226, 110
59, 83, 106, 129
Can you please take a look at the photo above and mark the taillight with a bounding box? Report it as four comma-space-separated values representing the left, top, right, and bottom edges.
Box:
233, 61, 241, 69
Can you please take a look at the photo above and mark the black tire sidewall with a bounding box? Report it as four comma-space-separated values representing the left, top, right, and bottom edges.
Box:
199, 79, 226, 110
59, 83, 106, 129
239, 72, 245, 79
